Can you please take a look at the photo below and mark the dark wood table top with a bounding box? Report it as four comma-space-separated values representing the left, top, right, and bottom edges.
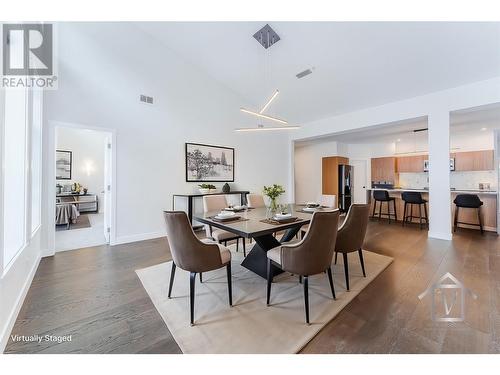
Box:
194, 205, 336, 238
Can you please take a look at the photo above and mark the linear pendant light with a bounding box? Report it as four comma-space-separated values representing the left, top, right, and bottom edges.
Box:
235, 24, 300, 132
259, 90, 279, 114
240, 108, 288, 124
235, 125, 300, 132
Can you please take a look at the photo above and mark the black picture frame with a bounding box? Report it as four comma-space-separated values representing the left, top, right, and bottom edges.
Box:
56, 150, 72, 180
185, 142, 235, 182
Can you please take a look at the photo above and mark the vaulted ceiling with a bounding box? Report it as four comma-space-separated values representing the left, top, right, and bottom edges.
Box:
137, 22, 500, 124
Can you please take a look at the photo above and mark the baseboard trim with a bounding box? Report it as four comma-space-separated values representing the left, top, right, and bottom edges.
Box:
0, 254, 41, 353
428, 231, 452, 241
114, 231, 166, 245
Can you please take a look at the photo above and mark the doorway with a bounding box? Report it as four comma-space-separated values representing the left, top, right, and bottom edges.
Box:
53, 124, 115, 252
350, 159, 368, 204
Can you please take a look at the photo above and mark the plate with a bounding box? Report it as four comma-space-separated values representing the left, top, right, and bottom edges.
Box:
302, 207, 316, 212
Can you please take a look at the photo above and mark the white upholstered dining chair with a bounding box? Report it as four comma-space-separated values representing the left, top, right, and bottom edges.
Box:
247, 193, 266, 208
202, 195, 246, 257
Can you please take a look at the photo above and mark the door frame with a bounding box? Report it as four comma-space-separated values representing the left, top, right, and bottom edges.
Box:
350, 159, 369, 204
44, 120, 117, 256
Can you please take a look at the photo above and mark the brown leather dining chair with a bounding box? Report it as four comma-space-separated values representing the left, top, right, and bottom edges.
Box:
164, 211, 233, 326
266, 210, 340, 324
334, 204, 370, 291
203, 195, 246, 257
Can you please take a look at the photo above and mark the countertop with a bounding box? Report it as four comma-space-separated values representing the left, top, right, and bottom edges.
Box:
367, 188, 497, 195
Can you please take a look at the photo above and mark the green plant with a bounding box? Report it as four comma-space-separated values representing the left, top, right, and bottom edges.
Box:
263, 184, 285, 210
199, 183, 216, 190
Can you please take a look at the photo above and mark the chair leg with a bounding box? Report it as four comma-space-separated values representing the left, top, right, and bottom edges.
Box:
372, 200, 376, 218
478, 207, 484, 234
454, 206, 459, 232
224, 240, 227, 247
189, 272, 196, 326
168, 262, 176, 298
236, 238, 239, 252
387, 202, 391, 224
299, 275, 302, 284
226, 262, 232, 306
266, 259, 273, 306
358, 249, 366, 277
402, 202, 407, 227
393, 200, 398, 221
199, 272, 203, 283
419, 204, 423, 230
424, 203, 429, 225
242, 238, 246, 257
303, 276, 310, 324
409, 204, 413, 224
343, 253, 350, 291
378, 201, 382, 221
334, 251, 338, 264
326, 267, 336, 299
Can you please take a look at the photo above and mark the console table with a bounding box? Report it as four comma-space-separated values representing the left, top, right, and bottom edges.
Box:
172, 191, 250, 224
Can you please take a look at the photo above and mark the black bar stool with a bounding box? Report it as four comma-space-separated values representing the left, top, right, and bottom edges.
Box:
372, 190, 397, 223
401, 191, 428, 229
453, 194, 484, 234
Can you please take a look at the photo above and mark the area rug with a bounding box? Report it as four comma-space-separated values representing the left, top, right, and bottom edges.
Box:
55, 214, 91, 231
136, 245, 393, 354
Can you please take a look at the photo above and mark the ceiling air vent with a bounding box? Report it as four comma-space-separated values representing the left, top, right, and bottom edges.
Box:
140, 94, 154, 104
296, 68, 313, 79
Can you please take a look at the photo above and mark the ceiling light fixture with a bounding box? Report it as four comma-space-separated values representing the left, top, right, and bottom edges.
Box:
481, 127, 487, 131
259, 89, 279, 114
240, 108, 288, 124
235, 125, 300, 132
236, 24, 300, 132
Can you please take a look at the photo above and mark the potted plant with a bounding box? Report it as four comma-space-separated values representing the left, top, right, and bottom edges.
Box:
199, 183, 216, 194
263, 184, 285, 211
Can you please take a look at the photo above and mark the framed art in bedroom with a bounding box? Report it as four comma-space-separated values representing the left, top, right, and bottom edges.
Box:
56, 150, 72, 180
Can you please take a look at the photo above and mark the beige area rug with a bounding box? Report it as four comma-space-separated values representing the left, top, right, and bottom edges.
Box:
136, 245, 393, 354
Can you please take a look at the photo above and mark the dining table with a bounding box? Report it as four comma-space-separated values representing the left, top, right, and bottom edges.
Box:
194, 204, 335, 280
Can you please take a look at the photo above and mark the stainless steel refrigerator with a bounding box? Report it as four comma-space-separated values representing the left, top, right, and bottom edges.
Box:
338, 164, 353, 212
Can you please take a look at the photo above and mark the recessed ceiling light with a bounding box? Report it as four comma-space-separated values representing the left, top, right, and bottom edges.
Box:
481, 127, 487, 131
396, 139, 401, 142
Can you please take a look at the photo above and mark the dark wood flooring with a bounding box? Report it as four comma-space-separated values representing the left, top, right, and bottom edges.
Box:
4, 220, 500, 353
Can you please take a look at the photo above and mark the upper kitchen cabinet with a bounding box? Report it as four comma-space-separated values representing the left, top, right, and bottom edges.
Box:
371, 157, 398, 183
454, 150, 494, 171
396, 155, 425, 173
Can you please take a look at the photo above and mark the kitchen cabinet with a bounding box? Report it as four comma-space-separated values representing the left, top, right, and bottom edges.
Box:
454, 150, 494, 171
322, 156, 349, 204
371, 157, 397, 183
396, 155, 425, 173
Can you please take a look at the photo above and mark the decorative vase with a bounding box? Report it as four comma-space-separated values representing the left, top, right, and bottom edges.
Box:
222, 183, 230, 193
269, 198, 278, 211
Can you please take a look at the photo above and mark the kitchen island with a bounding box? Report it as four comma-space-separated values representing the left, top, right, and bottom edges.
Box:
367, 188, 497, 232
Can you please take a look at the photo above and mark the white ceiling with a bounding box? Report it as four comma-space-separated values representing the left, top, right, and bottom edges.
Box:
137, 22, 500, 124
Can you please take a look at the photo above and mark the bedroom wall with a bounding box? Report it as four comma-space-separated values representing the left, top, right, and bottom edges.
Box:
56, 127, 107, 212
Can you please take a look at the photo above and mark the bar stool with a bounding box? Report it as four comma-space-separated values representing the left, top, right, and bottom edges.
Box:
372, 190, 397, 223
453, 194, 484, 234
401, 191, 428, 229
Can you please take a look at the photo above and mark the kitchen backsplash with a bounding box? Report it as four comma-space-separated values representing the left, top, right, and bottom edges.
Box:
399, 171, 497, 190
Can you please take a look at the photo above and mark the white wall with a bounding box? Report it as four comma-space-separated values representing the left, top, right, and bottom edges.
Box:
56, 127, 107, 211
43, 23, 291, 245
294, 140, 339, 203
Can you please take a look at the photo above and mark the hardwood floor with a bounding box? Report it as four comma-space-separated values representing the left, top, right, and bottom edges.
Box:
5, 220, 500, 353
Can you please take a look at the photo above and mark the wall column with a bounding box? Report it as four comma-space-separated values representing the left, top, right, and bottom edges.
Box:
427, 111, 452, 240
